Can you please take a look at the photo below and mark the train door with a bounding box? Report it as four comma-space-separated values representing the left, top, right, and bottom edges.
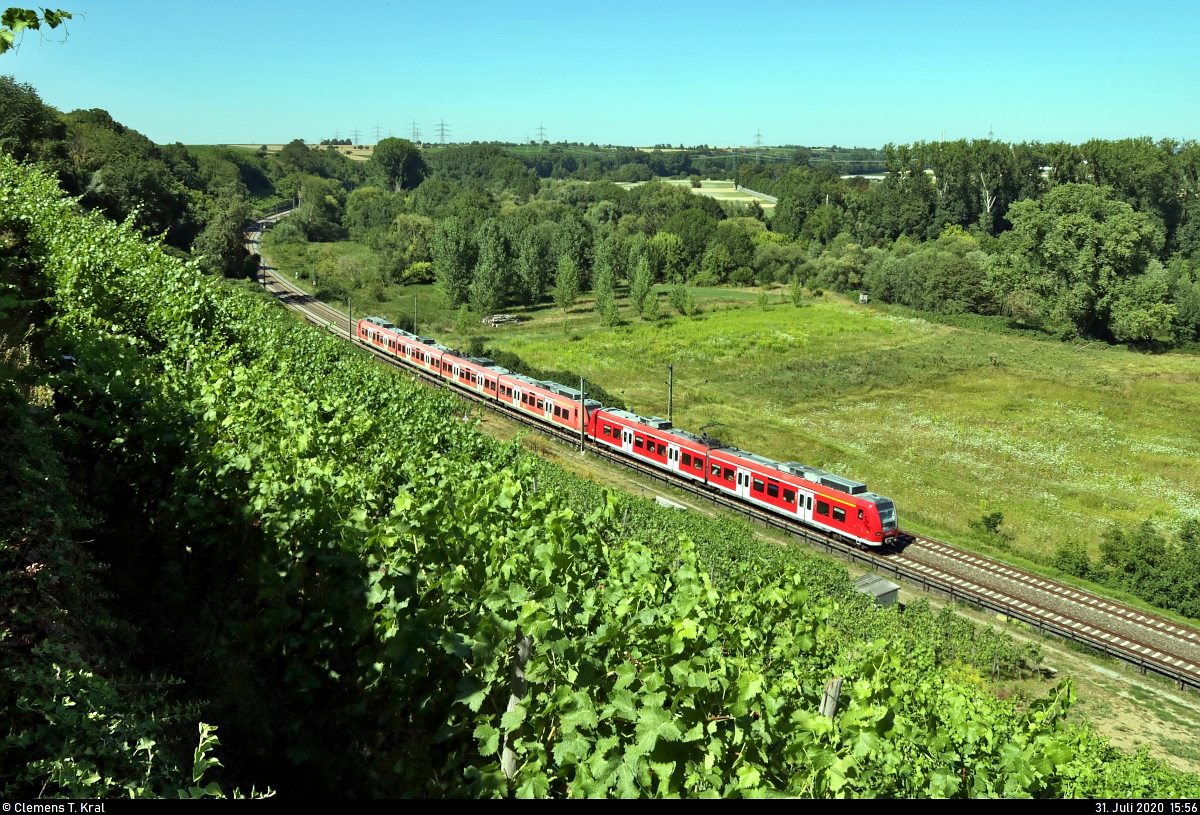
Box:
797, 488, 814, 522
452, 364, 461, 380
544, 399, 554, 421
736, 467, 752, 499
512, 387, 522, 408
621, 427, 634, 453
666, 444, 681, 473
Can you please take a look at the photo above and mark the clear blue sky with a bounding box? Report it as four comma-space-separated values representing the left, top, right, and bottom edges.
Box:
4, 0, 1198, 147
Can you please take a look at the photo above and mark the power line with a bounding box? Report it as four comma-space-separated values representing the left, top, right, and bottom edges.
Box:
753, 129, 764, 163
435, 119, 450, 145
535, 122, 546, 151
350, 126, 362, 145
410, 119, 421, 142
372, 123, 383, 142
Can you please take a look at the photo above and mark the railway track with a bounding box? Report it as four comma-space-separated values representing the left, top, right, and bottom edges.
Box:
246, 216, 1200, 693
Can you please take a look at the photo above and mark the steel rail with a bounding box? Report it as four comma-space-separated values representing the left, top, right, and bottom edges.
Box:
247, 230, 1200, 693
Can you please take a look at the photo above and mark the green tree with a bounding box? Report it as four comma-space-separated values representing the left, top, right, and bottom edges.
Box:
554, 254, 580, 314
700, 242, 735, 284
628, 255, 653, 315
192, 195, 251, 278
647, 231, 685, 283
470, 219, 507, 316
344, 186, 399, 240
773, 196, 807, 239
995, 183, 1170, 337
367, 137, 426, 192
552, 218, 590, 288
455, 303, 474, 336
668, 282, 688, 314
790, 273, 806, 306
432, 216, 475, 307
514, 225, 552, 306
662, 207, 718, 271
642, 289, 660, 320
592, 245, 618, 327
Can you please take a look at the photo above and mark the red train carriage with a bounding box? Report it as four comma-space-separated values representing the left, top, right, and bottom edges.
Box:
355, 317, 899, 547
357, 317, 439, 372
495, 373, 600, 432
590, 410, 712, 484
706, 448, 896, 547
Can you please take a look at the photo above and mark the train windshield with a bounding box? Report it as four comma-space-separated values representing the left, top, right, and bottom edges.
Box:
875, 499, 897, 530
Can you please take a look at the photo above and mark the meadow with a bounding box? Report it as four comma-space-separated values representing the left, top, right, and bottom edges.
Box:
475, 291, 1200, 566
261, 237, 1200, 570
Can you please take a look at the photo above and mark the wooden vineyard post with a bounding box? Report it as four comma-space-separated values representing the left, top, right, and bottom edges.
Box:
501, 632, 534, 779
820, 677, 843, 719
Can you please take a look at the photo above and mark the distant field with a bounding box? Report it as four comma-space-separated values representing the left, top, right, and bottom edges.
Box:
617, 179, 776, 212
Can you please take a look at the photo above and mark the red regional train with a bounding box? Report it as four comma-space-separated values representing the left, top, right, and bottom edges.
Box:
357, 316, 899, 547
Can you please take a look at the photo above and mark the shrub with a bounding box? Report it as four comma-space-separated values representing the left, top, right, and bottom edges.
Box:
730, 266, 756, 287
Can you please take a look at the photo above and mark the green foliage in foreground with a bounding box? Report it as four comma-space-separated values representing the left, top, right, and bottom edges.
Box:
2, 154, 1198, 797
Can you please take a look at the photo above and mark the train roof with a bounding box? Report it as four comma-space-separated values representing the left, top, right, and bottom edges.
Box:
364, 316, 394, 329
501, 372, 600, 406
717, 449, 870, 496
602, 409, 709, 445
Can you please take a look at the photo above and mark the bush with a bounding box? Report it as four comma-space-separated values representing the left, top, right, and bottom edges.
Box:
402, 261, 434, 284
969, 511, 1005, 536
730, 266, 756, 287
1053, 539, 1093, 579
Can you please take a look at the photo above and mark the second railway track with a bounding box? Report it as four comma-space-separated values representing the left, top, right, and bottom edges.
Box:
247, 215, 1200, 694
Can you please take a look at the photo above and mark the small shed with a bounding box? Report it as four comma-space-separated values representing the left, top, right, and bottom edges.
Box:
854, 573, 899, 607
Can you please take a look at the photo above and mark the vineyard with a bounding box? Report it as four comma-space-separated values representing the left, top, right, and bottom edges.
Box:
3, 154, 1200, 797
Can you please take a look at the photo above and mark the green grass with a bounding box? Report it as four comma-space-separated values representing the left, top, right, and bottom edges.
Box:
472, 291, 1200, 569
260, 236, 1200, 591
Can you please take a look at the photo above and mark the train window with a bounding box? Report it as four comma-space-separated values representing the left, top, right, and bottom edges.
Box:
833, 507, 846, 523
807, 496, 812, 511
522, 393, 528, 404
752, 479, 764, 493
857, 509, 864, 520
656, 443, 666, 455
537, 399, 544, 410
711, 464, 720, 477
635, 437, 644, 448
603, 425, 612, 437
694, 459, 703, 471
723, 467, 734, 481
682, 453, 692, 467
783, 489, 795, 504
816, 501, 830, 517
767, 483, 779, 499
553, 406, 560, 417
